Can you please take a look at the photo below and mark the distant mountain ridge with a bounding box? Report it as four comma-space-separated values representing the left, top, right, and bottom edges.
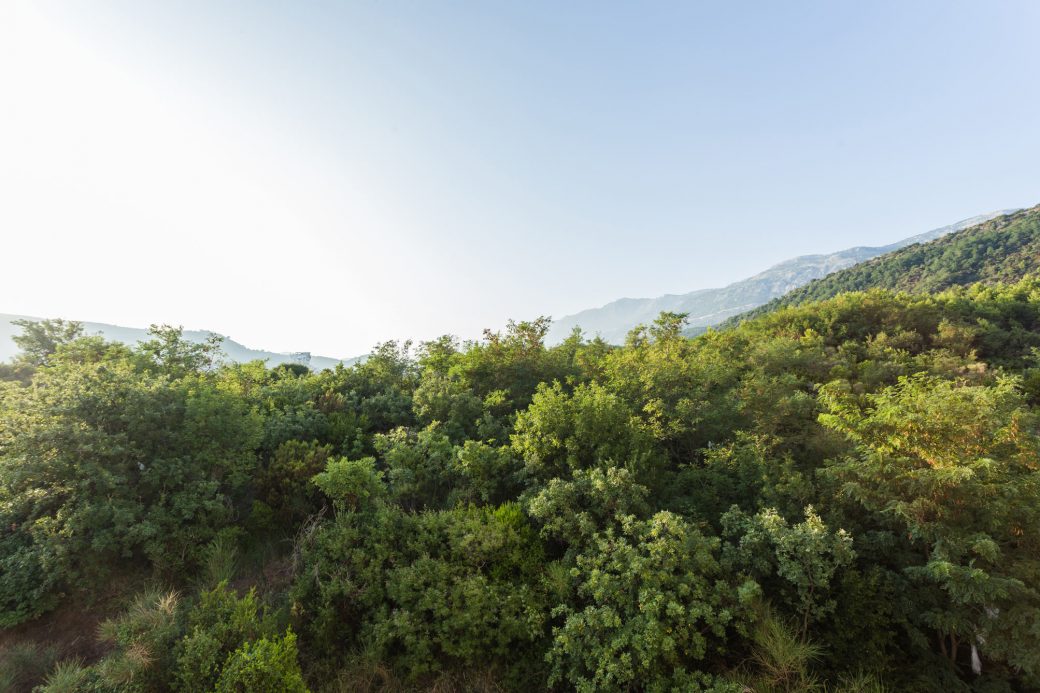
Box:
546, 210, 1017, 344
0, 314, 362, 371
727, 204, 1040, 325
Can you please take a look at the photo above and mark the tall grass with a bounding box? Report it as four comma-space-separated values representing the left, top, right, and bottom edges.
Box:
202, 531, 240, 587
36, 658, 92, 693
0, 641, 61, 693
730, 609, 889, 693
94, 588, 181, 689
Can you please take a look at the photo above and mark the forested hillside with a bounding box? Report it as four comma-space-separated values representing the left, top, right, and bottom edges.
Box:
547, 210, 1013, 344
730, 205, 1040, 326
3, 280, 1040, 691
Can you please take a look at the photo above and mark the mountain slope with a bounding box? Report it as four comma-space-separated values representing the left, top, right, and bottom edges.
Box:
729, 204, 1040, 325
0, 314, 361, 370
546, 210, 1015, 344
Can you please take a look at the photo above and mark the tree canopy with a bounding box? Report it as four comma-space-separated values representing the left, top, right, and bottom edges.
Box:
3, 281, 1040, 691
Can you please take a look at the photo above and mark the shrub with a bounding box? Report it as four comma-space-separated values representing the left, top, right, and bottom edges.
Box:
0, 358, 261, 625
547, 512, 758, 691
213, 630, 308, 693
258, 440, 333, 523
311, 456, 386, 514
173, 582, 273, 691
291, 503, 548, 682
512, 381, 655, 484
376, 426, 458, 510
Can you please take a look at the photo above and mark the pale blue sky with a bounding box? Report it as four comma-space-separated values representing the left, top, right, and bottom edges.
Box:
2, 1, 1039, 356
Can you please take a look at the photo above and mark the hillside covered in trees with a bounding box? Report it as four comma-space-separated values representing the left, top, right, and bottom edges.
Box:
726, 205, 1040, 328
3, 277, 1040, 691
548, 210, 1012, 344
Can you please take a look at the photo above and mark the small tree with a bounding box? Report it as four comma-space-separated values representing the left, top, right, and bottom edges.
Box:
722, 506, 855, 639
819, 374, 1040, 678
137, 324, 224, 377
11, 318, 83, 366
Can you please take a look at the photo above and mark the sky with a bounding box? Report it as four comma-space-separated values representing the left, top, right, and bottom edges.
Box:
2, 1, 1039, 357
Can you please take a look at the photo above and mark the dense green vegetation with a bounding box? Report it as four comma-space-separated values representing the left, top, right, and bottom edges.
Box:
3, 278, 1040, 691
730, 205, 1040, 326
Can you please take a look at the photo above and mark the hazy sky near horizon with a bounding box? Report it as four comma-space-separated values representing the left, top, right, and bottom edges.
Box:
2, 1, 1039, 356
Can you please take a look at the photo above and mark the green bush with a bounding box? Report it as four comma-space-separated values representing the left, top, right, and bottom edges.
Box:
0, 346, 261, 625
376, 425, 458, 510
452, 440, 524, 506
257, 440, 333, 523
311, 455, 386, 514
512, 381, 656, 484
722, 506, 855, 639
291, 503, 548, 682
173, 582, 273, 691
547, 512, 759, 691
213, 630, 308, 693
